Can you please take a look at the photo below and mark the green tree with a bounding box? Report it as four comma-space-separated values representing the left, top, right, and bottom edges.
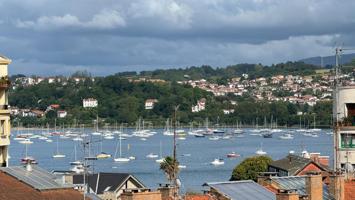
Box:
160, 156, 179, 183
230, 156, 272, 181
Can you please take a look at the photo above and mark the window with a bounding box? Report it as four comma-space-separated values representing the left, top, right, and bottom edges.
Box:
0, 120, 4, 136
341, 134, 355, 148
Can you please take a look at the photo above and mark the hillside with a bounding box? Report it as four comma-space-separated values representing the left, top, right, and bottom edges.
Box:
300, 53, 355, 67
122, 62, 320, 82
9, 61, 334, 128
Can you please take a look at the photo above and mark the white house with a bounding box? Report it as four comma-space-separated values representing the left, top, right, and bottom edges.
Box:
57, 110, 67, 118
223, 109, 235, 115
83, 98, 98, 108
145, 99, 158, 110
192, 98, 206, 113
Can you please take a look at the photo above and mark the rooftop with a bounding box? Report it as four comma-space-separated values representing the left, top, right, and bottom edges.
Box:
203, 180, 276, 200
73, 172, 145, 194
0, 167, 86, 200
0, 54, 11, 65
0, 165, 73, 191
270, 176, 335, 200
269, 154, 329, 175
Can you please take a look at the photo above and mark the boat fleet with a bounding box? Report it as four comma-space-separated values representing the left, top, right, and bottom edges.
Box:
12, 116, 331, 172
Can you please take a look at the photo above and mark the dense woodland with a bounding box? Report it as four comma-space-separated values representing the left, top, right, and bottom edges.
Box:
121, 61, 320, 82
9, 61, 336, 127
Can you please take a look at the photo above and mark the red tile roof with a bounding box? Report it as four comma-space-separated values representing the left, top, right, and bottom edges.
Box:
184, 194, 214, 200
344, 179, 355, 200
0, 171, 88, 200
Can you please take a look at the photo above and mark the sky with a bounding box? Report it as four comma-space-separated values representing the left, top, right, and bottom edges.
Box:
0, 0, 355, 76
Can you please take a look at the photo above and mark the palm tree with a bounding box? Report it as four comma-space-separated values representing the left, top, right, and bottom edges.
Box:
160, 156, 179, 183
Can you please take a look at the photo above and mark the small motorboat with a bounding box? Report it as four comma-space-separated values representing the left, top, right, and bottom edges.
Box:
114, 157, 130, 162
155, 158, 165, 163
279, 133, 294, 140
227, 152, 240, 158
91, 132, 102, 136
194, 133, 205, 138
211, 158, 224, 166
146, 153, 158, 159
70, 160, 83, 165
209, 136, 220, 141
178, 165, 187, 169
262, 133, 273, 138
52, 154, 66, 158
256, 149, 267, 155
96, 152, 111, 159
19, 139, 33, 144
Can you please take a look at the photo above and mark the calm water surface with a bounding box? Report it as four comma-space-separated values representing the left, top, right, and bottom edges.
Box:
9, 128, 333, 192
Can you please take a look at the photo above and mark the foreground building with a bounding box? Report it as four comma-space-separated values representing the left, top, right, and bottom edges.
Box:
268, 154, 330, 178
0, 165, 86, 200
69, 172, 146, 200
203, 180, 276, 200
0, 55, 11, 167
333, 85, 355, 172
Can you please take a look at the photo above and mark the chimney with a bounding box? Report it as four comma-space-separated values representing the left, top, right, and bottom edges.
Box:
329, 172, 344, 200
318, 156, 329, 167
158, 183, 176, 200
305, 172, 322, 200
25, 160, 32, 172
257, 172, 277, 186
276, 189, 299, 200
309, 153, 320, 163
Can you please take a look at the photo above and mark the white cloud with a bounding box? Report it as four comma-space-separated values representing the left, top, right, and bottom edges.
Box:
16, 9, 125, 30
128, 0, 192, 29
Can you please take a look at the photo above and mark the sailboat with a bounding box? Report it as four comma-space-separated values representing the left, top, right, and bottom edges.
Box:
310, 115, 321, 132
234, 120, 244, 134
255, 143, 267, 155
96, 133, 111, 159
127, 144, 136, 160
91, 115, 102, 136
279, 133, 294, 140
52, 136, 66, 158
155, 141, 165, 163
114, 132, 130, 162
70, 144, 83, 165
203, 118, 213, 135
163, 118, 174, 136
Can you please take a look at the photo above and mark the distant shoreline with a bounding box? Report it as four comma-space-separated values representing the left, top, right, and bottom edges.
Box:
11, 125, 332, 131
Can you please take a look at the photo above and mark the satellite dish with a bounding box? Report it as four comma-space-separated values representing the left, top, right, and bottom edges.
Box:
345, 162, 354, 172
176, 178, 181, 187
289, 150, 295, 154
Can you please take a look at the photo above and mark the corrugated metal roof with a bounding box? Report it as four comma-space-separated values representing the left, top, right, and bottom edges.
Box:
0, 166, 73, 190
271, 176, 335, 200
205, 180, 276, 200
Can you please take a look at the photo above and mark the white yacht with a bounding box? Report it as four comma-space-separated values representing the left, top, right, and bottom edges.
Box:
210, 158, 224, 166
279, 133, 294, 140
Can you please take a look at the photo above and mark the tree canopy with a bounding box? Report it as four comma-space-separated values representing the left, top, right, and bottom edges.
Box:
230, 156, 273, 181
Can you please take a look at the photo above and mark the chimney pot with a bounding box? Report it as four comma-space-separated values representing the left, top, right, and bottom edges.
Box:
26, 161, 32, 172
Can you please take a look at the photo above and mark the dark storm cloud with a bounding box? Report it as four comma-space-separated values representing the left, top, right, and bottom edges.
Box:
0, 0, 354, 75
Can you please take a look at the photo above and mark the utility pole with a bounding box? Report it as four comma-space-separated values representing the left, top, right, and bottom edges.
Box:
334, 47, 341, 172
